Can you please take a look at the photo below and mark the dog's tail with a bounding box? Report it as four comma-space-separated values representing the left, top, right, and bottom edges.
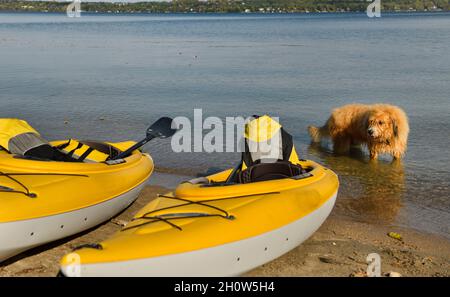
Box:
308, 125, 329, 143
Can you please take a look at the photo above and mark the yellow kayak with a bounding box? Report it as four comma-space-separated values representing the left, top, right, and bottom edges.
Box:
0, 140, 153, 262
60, 159, 338, 276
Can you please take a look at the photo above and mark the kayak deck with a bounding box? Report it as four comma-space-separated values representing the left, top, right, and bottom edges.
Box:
0, 141, 153, 222
60, 160, 338, 274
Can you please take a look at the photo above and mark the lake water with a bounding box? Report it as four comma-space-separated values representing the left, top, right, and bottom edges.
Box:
0, 12, 449, 238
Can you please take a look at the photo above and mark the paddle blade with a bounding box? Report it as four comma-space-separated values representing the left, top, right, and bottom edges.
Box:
146, 117, 177, 139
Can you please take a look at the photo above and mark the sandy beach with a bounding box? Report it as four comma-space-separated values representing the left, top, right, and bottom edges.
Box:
1, 185, 448, 277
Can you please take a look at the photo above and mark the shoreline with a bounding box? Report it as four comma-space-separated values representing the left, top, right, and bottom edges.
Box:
1, 11, 449, 15
1, 185, 448, 277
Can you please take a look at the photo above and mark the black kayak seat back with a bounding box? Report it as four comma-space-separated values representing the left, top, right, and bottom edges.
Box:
238, 161, 305, 184
229, 115, 305, 184
242, 128, 298, 169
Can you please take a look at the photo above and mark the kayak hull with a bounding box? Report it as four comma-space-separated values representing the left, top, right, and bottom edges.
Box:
60, 159, 338, 276
60, 190, 336, 277
0, 141, 153, 263
0, 178, 147, 263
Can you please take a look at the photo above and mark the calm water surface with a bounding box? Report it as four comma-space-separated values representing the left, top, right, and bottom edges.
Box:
0, 12, 449, 238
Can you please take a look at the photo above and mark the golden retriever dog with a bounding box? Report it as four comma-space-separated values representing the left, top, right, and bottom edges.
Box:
308, 104, 409, 160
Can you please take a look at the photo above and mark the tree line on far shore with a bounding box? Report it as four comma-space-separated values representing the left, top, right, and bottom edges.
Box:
0, 0, 448, 14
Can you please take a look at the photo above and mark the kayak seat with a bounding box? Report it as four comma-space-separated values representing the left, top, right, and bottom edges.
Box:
24, 144, 78, 162
221, 115, 305, 185
77, 141, 121, 160
55, 140, 121, 163
0, 119, 119, 163
237, 161, 305, 184
18, 141, 121, 163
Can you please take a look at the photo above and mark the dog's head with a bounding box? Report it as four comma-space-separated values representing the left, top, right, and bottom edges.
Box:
365, 110, 397, 142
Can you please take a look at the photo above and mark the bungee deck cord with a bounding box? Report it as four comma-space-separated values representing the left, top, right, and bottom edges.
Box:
121, 191, 281, 232
0, 172, 89, 198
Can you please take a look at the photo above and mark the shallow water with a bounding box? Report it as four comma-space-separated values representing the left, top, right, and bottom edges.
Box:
0, 12, 449, 238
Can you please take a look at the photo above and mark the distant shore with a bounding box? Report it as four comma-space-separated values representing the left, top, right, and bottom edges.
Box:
2, 10, 450, 15
0, 0, 448, 15
1, 184, 449, 277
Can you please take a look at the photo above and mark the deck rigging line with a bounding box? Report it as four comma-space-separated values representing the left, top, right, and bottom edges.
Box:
0, 172, 89, 198
121, 191, 280, 232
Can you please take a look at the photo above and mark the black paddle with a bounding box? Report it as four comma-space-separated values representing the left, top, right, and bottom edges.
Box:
111, 117, 177, 160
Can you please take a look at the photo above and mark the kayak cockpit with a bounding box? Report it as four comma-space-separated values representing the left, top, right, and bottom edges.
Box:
7, 140, 127, 163
0, 118, 132, 163
187, 162, 313, 188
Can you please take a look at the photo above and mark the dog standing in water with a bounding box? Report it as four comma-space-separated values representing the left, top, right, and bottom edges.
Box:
308, 104, 409, 160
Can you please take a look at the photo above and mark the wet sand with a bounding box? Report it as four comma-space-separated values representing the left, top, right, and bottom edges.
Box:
1, 185, 449, 277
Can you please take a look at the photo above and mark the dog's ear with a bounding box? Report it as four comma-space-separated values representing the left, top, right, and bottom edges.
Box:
391, 118, 398, 138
